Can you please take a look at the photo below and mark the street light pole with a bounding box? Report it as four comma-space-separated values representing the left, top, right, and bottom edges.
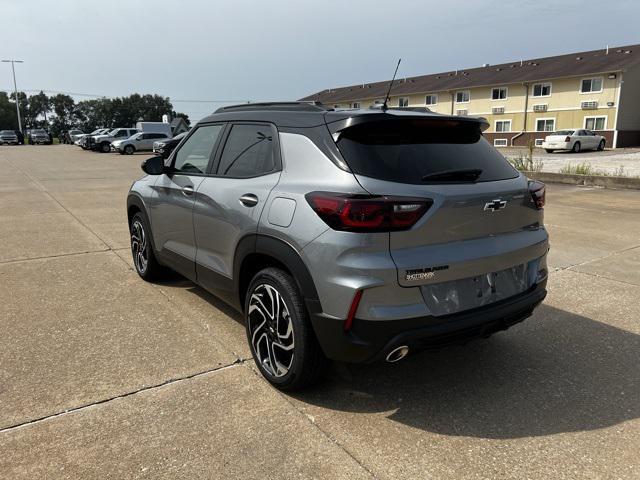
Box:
2, 59, 24, 132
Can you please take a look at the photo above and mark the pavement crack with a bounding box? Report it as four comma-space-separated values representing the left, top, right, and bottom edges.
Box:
0, 360, 247, 435
0, 248, 112, 265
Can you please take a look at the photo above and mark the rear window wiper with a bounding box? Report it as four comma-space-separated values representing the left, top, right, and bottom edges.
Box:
421, 168, 482, 182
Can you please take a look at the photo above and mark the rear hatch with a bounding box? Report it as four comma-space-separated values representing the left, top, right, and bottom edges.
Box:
332, 115, 548, 312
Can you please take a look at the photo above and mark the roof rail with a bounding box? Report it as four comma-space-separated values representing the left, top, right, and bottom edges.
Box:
214, 101, 328, 113
369, 106, 432, 113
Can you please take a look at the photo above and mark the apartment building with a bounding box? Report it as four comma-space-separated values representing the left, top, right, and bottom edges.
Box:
299, 44, 640, 148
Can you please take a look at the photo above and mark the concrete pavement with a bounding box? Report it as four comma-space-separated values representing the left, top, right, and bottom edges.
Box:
1, 145, 639, 479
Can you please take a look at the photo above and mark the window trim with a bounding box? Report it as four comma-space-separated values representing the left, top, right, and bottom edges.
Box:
532, 82, 552, 98
580, 77, 603, 94
169, 122, 227, 176
535, 117, 556, 132
455, 90, 470, 103
209, 121, 282, 179
491, 87, 508, 101
583, 115, 607, 130
493, 138, 508, 147
425, 94, 438, 106
494, 119, 512, 133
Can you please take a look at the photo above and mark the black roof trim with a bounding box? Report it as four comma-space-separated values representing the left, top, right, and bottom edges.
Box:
215, 101, 329, 113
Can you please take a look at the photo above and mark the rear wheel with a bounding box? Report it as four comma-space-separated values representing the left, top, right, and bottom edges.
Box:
572, 142, 581, 153
130, 212, 164, 281
245, 268, 326, 391
124, 145, 135, 155
597, 140, 605, 151
545, 149, 554, 153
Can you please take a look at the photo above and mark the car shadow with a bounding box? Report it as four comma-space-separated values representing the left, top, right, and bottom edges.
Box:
292, 304, 640, 439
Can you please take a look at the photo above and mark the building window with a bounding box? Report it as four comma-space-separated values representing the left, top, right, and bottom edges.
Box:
584, 116, 607, 130
333, 104, 341, 109
495, 120, 512, 132
492, 87, 507, 100
535, 139, 544, 146
536, 118, 555, 132
398, 97, 409, 108
532, 83, 552, 97
455, 90, 470, 103
425, 94, 437, 106
581, 77, 603, 93
494, 139, 508, 147
352, 102, 360, 109
456, 109, 468, 116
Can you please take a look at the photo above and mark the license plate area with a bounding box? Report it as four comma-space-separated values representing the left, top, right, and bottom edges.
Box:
420, 262, 534, 317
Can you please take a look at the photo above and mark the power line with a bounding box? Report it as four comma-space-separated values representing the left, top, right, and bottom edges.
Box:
0, 87, 248, 103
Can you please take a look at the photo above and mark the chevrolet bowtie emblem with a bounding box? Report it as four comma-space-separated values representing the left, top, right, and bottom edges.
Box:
484, 199, 507, 212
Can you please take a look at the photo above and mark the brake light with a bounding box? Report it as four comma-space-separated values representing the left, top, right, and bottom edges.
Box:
565, 136, 571, 142
528, 180, 546, 209
305, 192, 432, 232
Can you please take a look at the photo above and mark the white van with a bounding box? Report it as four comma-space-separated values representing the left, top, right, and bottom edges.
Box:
136, 122, 172, 138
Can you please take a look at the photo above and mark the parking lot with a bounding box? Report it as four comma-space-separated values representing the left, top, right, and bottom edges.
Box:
1, 144, 639, 479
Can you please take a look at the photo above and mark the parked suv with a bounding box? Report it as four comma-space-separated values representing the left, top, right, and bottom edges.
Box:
89, 128, 137, 152
0, 130, 19, 145
29, 129, 52, 145
127, 102, 549, 390
112, 132, 170, 154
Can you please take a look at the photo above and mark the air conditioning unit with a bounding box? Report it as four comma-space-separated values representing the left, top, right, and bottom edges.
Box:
581, 101, 598, 110
533, 104, 548, 112
492, 107, 505, 114
456, 109, 468, 116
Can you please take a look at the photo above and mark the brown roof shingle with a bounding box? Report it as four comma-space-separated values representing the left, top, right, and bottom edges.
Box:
299, 44, 640, 104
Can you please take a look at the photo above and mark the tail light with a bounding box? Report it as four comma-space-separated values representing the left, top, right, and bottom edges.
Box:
305, 192, 432, 232
528, 180, 545, 209
565, 136, 571, 142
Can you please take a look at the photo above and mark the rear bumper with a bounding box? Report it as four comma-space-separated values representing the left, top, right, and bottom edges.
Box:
308, 279, 547, 363
541, 141, 570, 149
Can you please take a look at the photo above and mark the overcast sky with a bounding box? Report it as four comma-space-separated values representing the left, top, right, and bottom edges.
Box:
1, 0, 638, 122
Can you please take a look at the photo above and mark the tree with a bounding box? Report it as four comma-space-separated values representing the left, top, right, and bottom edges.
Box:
0, 91, 18, 130
49, 94, 76, 136
28, 91, 50, 124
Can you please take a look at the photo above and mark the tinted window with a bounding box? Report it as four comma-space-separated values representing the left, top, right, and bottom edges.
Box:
173, 124, 223, 174
217, 124, 275, 177
149, 133, 167, 139
336, 119, 518, 184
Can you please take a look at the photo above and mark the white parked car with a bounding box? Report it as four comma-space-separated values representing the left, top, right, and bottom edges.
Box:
542, 129, 606, 153
112, 132, 170, 155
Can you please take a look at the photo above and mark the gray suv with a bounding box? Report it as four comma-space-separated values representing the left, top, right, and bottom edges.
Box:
127, 102, 549, 390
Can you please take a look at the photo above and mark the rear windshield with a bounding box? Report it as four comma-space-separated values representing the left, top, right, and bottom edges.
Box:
553, 130, 574, 136
336, 119, 518, 184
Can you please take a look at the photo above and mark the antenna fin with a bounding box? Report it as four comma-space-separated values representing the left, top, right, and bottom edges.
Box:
382, 59, 402, 112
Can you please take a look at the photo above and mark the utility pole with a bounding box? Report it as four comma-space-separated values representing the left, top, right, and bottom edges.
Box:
2, 59, 24, 132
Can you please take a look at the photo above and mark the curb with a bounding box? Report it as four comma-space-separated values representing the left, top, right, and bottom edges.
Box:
523, 171, 640, 190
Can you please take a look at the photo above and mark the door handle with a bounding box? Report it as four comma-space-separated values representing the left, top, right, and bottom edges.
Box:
239, 193, 259, 207
182, 185, 195, 196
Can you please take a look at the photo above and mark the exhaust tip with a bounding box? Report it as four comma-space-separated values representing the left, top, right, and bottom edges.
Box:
385, 345, 410, 363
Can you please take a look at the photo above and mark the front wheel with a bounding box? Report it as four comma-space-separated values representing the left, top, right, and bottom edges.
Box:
124, 145, 135, 155
245, 268, 326, 391
100, 142, 111, 153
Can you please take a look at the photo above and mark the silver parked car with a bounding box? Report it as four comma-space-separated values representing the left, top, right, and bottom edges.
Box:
112, 132, 170, 155
0, 130, 19, 145
542, 129, 606, 153
127, 102, 549, 390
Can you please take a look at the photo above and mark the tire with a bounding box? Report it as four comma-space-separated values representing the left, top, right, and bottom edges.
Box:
100, 142, 111, 153
124, 145, 135, 155
572, 141, 581, 153
130, 212, 164, 281
245, 267, 326, 391
545, 149, 554, 153
597, 140, 605, 151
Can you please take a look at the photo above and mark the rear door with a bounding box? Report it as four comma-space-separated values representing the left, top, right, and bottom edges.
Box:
149, 123, 225, 280
334, 117, 547, 289
193, 123, 281, 295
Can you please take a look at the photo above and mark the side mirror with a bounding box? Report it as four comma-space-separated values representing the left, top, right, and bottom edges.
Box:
141, 156, 165, 175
